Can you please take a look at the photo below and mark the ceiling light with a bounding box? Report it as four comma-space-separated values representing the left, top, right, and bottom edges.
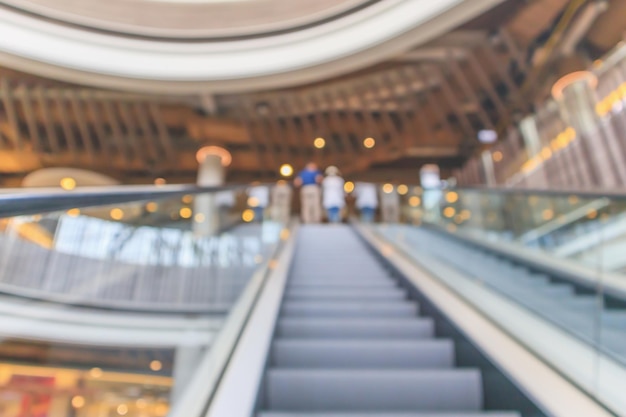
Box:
280, 164, 294, 177
196, 146, 232, 166
314, 138, 326, 149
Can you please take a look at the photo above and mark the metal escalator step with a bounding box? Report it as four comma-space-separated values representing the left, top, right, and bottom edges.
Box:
271, 339, 454, 368
290, 272, 393, 285
288, 279, 394, 287
287, 280, 398, 290
285, 288, 406, 301
281, 301, 417, 318
265, 369, 483, 411
285, 291, 407, 302
259, 413, 521, 417
276, 318, 434, 339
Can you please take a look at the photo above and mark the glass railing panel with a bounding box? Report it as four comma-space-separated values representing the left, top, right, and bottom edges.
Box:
0, 184, 290, 417
368, 185, 626, 416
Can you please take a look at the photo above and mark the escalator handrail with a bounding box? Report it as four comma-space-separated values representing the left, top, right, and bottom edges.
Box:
454, 185, 626, 200
0, 183, 252, 218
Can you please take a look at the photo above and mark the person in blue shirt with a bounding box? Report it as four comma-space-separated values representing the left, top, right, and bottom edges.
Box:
294, 162, 323, 223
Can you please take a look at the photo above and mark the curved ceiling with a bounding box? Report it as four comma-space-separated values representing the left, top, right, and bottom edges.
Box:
0, 0, 505, 93
1, 0, 370, 38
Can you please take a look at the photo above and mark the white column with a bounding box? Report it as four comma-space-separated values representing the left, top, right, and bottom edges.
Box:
170, 345, 206, 404
194, 154, 224, 236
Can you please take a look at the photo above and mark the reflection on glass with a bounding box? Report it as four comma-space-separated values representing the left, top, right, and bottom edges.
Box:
374, 186, 626, 416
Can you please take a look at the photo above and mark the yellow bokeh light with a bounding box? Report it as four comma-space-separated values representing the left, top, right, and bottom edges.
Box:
71, 396, 85, 409
344, 181, 355, 193
443, 207, 456, 218
460, 209, 472, 220
280, 229, 290, 240
150, 360, 162, 371
587, 209, 598, 219
248, 196, 260, 207
363, 137, 376, 148
146, 202, 158, 212
493, 151, 503, 162
117, 404, 128, 416
445, 192, 459, 203
382, 183, 394, 194
136, 399, 147, 409
155, 403, 169, 417
242, 209, 255, 222
409, 196, 421, 207
280, 164, 294, 177
397, 184, 409, 195
194, 213, 205, 223
154, 178, 166, 186
60, 177, 76, 191
542, 209, 554, 221
568, 196, 579, 205
540, 147, 553, 160
179, 207, 192, 219
182, 194, 193, 204
110, 208, 124, 221
67, 208, 80, 217
314, 137, 326, 149
89, 367, 103, 378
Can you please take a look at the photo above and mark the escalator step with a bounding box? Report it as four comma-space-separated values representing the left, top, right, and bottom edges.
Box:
259, 413, 521, 417
265, 369, 483, 411
285, 288, 406, 301
276, 318, 434, 339
281, 300, 417, 318
271, 339, 454, 368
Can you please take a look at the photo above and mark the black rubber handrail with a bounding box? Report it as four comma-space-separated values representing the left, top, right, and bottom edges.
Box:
0, 183, 247, 218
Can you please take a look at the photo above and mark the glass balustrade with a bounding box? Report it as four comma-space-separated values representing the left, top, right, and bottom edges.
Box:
0, 184, 289, 417
367, 185, 626, 416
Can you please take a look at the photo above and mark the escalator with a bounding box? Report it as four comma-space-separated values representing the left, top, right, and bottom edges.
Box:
388, 226, 626, 365
257, 224, 521, 417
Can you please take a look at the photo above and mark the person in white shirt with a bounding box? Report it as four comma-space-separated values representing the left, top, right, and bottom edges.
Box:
321, 166, 345, 223
353, 182, 378, 222
247, 183, 270, 221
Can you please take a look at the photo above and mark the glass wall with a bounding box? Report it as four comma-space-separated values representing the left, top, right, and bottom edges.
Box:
370, 186, 626, 416
0, 184, 291, 417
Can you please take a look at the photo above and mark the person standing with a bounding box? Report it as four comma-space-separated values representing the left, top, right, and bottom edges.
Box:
380, 183, 400, 223
354, 182, 378, 222
294, 162, 323, 223
321, 166, 346, 223
270, 180, 293, 224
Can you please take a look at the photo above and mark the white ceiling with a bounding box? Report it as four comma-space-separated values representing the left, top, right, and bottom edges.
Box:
0, 0, 506, 93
